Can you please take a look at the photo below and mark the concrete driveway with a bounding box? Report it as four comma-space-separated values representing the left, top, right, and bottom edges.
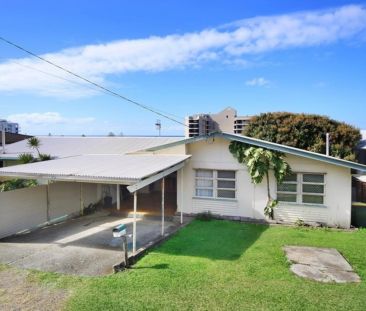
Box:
0, 211, 177, 276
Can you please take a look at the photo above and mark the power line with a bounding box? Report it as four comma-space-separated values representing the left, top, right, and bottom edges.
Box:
6, 59, 112, 96
0, 36, 187, 127
8, 59, 185, 120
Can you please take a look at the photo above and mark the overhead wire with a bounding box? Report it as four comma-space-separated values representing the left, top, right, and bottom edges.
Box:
0, 36, 187, 126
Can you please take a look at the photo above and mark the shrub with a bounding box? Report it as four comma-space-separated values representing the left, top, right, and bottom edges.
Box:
39, 153, 52, 161
18, 153, 35, 164
0, 179, 38, 192
196, 211, 215, 221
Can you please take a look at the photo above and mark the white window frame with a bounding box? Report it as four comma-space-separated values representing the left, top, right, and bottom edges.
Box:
194, 169, 236, 200
276, 172, 326, 206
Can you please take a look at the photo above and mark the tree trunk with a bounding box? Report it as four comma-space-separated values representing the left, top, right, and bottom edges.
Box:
266, 171, 271, 201
265, 171, 274, 219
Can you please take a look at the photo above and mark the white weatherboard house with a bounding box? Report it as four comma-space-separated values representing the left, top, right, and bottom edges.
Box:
0, 133, 366, 250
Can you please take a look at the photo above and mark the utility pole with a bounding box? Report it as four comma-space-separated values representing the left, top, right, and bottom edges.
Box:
1, 124, 5, 154
155, 119, 161, 136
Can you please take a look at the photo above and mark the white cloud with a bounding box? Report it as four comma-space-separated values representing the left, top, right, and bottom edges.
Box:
0, 4, 365, 98
246, 77, 270, 87
7, 112, 96, 135
7, 112, 95, 125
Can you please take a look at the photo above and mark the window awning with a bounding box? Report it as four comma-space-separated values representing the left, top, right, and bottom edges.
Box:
0, 154, 190, 185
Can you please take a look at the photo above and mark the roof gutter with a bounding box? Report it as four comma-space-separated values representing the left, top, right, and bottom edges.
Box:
0, 172, 138, 185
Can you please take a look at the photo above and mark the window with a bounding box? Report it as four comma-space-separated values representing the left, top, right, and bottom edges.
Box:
277, 173, 325, 205
195, 169, 236, 199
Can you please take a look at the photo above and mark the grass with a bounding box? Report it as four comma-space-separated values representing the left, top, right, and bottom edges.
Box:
10, 220, 366, 310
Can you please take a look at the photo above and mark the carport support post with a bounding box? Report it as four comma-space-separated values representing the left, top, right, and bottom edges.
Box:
116, 184, 120, 210
132, 191, 137, 253
80, 183, 84, 216
46, 180, 50, 222
161, 177, 165, 236
180, 169, 184, 224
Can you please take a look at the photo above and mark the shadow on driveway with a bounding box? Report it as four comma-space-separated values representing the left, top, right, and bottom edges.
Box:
0, 211, 177, 276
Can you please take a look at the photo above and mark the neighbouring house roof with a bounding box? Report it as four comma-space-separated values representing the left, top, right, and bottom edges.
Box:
358, 140, 366, 149
146, 132, 366, 172
0, 132, 32, 146
0, 136, 184, 160
0, 154, 190, 184
354, 175, 366, 183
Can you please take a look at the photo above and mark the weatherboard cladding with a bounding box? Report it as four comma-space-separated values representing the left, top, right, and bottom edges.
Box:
0, 154, 190, 183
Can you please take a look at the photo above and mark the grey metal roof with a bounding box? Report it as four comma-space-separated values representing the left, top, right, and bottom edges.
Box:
354, 175, 366, 183
146, 132, 366, 172
0, 154, 190, 183
0, 136, 184, 160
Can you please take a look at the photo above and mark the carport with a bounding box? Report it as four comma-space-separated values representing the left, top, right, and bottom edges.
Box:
0, 153, 190, 254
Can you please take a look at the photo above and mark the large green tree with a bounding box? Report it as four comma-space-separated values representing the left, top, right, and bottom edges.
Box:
243, 112, 361, 161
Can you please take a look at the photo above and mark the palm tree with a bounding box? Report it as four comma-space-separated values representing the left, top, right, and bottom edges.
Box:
27, 137, 41, 158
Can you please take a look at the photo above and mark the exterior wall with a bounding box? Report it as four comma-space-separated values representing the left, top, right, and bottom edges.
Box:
178, 137, 272, 219
275, 155, 352, 228
0, 181, 100, 238
177, 138, 352, 228
48, 182, 99, 219
210, 107, 237, 133
0, 185, 47, 238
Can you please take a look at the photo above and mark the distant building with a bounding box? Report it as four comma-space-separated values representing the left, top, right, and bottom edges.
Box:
0, 119, 19, 134
185, 107, 252, 137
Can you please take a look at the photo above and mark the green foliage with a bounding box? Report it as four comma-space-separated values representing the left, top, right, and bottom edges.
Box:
244, 112, 361, 161
196, 211, 215, 221
295, 218, 306, 227
25, 137, 52, 161
264, 199, 278, 219
61, 220, 366, 310
18, 153, 35, 164
229, 142, 291, 218
27, 137, 41, 157
0, 179, 38, 192
39, 153, 52, 161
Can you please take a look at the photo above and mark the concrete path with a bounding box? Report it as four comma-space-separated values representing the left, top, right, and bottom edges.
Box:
284, 246, 361, 283
0, 212, 177, 276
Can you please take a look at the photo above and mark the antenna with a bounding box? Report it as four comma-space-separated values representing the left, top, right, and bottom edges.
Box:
155, 119, 161, 136
326, 133, 330, 156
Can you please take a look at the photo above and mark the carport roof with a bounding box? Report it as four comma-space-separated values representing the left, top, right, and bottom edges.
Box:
0, 154, 190, 184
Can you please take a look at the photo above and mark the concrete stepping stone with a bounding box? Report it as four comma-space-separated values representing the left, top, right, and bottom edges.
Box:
284, 246, 361, 283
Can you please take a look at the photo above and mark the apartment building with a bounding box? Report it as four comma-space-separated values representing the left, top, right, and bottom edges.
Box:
185, 107, 252, 137
0, 119, 19, 134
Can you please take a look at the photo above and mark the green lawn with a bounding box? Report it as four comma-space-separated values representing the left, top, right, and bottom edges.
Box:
41, 220, 366, 310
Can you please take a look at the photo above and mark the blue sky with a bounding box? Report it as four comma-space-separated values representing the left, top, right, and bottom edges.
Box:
0, 0, 365, 136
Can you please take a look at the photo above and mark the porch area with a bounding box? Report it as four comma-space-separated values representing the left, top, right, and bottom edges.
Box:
0, 210, 180, 276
